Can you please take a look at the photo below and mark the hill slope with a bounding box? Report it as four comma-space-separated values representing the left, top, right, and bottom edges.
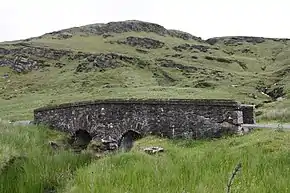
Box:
0, 20, 289, 122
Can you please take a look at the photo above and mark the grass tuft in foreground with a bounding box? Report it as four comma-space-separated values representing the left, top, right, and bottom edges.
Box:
0, 123, 93, 193
62, 130, 290, 193
1, 122, 290, 193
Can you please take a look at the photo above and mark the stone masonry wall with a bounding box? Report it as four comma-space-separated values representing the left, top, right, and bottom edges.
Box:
240, 104, 255, 124
33, 99, 254, 140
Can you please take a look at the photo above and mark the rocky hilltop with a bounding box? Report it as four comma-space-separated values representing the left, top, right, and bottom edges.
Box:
0, 20, 289, 121
37, 20, 203, 41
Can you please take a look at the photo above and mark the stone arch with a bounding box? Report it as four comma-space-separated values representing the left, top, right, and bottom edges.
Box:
118, 130, 142, 152
71, 129, 93, 150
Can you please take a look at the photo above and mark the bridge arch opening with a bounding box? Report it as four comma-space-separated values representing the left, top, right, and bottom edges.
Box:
71, 129, 93, 150
118, 130, 142, 152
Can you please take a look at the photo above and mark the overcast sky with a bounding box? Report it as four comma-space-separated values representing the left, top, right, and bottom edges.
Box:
0, 0, 289, 42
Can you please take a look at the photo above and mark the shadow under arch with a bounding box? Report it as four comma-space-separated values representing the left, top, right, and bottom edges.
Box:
69, 129, 93, 151
118, 130, 142, 152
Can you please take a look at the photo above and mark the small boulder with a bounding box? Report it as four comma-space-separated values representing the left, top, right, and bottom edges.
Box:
144, 147, 164, 155
12, 120, 34, 126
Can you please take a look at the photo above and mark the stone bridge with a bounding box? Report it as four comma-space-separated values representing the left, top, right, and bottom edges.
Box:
33, 99, 255, 141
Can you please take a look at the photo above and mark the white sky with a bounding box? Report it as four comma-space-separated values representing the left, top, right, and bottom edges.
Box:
0, 0, 290, 42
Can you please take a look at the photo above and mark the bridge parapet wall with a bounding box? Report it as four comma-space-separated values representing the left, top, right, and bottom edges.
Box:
34, 99, 254, 140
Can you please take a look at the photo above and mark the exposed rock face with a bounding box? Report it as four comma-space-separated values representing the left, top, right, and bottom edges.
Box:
205, 36, 290, 45
173, 43, 212, 52
0, 47, 10, 55
1, 45, 72, 72
168, 30, 203, 41
55, 32, 73, 39
0, 46, 73, 60
42, 20, 203, 41
11, 56, 46, 73
113, 36, 165, 49
0, 58, 14, 67
33, 99, 253, 141
1, 44, 150, 73
75, 53, 148, 72
0, 53, 51, 73
256, 82, 286, 100
206, 36, 266, 45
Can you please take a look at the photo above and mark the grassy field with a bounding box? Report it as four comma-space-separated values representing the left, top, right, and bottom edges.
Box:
1, 122, 290, 193
64, 130, 290, 193
0, 122, 92, 193
0, 20, 290, 192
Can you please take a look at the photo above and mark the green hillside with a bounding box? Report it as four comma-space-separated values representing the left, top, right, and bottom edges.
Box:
0, 20, 290, 193
0, 20, 289, 122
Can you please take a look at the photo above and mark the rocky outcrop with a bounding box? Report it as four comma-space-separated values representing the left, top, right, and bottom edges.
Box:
75, 53, 149, 72
12, 56, 46, 73
41, 20, 203, 41
205, 36, 290, 45
0, 47, 10, 55
173, 43, 212, 52
204, 56, 247, 70
206, 36, 266, 45
0, 58, 14, 67
1, 45, 151, 73
54, 32, 73, 40
0, 46, 73, 60
112, 36, 165, 49
168, 30, 203, 41
0, 55, 48, 73
256, 82, 286, 100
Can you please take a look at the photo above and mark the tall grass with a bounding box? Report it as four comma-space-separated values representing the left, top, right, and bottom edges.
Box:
257, 108, 290, 123
0, 123, 92, 193
62, 131, 290, 193
1, 123, 290, 193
